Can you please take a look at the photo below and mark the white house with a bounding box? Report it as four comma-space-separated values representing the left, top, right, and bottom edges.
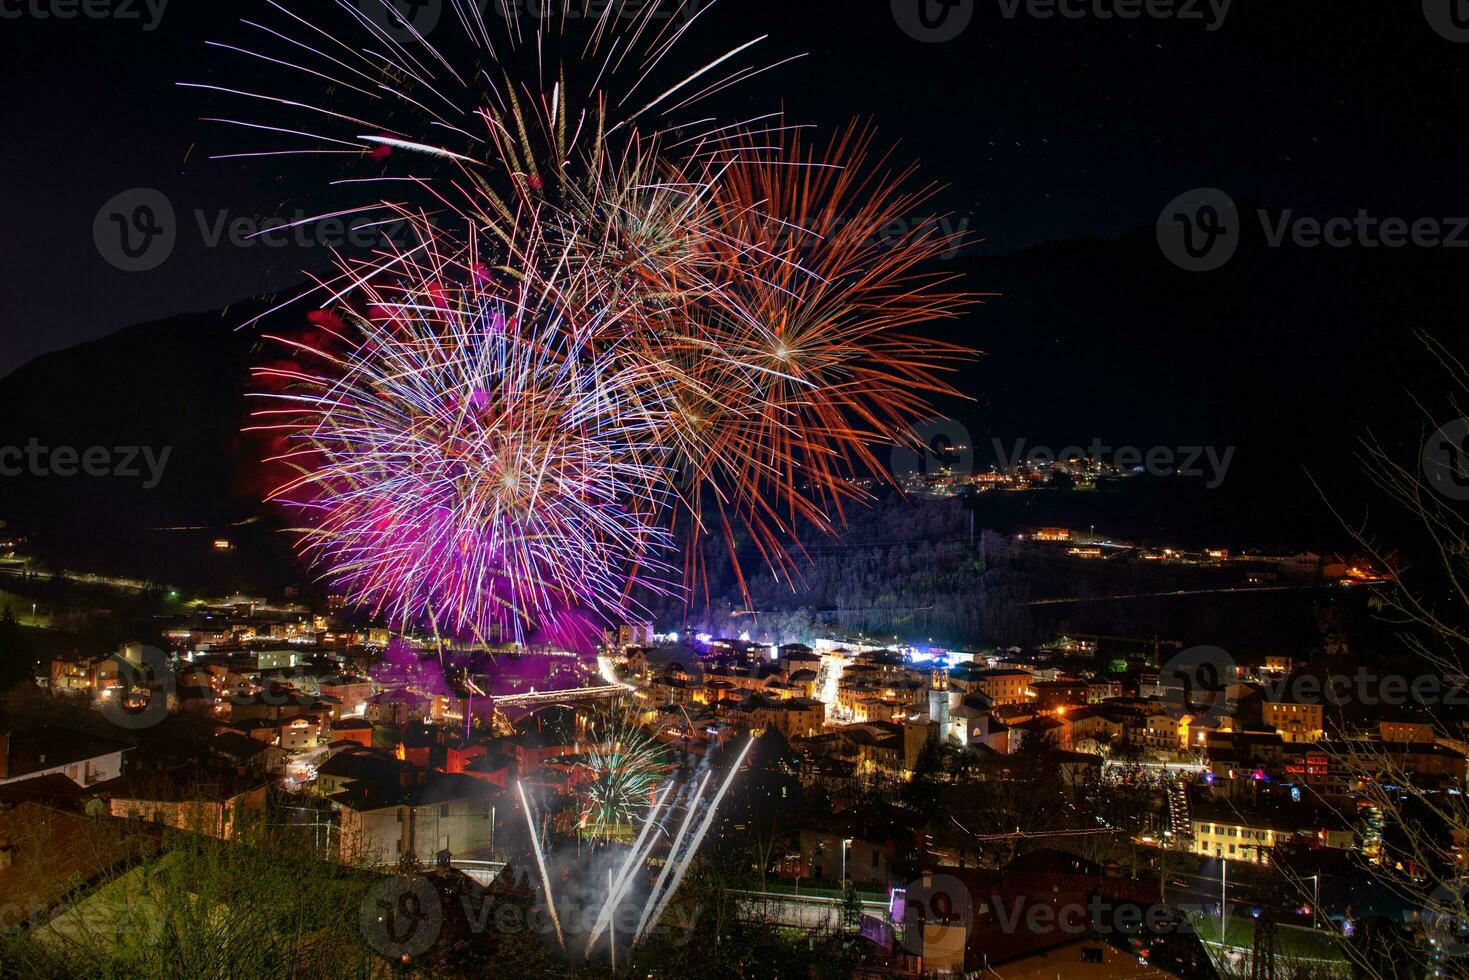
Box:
329, 771, 499, 866
0, 728, 131, 789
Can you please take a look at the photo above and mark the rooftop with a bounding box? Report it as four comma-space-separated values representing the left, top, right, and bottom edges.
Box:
1, 727, 132, 782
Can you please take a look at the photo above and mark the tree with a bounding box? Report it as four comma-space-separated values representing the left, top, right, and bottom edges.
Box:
0, 603, 37, 691
841, 881, 862, 929
938, 735, 1088, 867
1311, 336, 1469, 980
1110, 737, 1145, 763
900, 730, 946, 818
727, 728, 805, 887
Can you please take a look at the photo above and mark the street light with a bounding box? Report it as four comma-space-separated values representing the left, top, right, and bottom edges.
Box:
841, 837, 853, 891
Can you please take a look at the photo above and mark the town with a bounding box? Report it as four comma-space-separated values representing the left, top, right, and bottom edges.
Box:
0, 519, 1446, 977
3, 4, 1467, 978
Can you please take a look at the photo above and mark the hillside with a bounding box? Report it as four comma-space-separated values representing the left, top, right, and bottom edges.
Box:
1, 222, 1465, 596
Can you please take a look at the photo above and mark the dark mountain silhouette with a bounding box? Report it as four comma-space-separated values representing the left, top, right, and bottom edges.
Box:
931, 212, 1469, 549
1, 220, 1465, 593
0, 294, 300, 592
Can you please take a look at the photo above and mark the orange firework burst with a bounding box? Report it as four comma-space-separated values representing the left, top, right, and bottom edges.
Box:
625, 124, 982, 599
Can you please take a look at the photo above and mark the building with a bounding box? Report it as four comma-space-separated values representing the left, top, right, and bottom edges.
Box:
47, 654, 114, 694
836, 723, 906, 778
314, 745, 423, 797
779, 829, 892, 887
1065, 708, 1123, 753
330, 772, 499, 866
1189, 799, 1353, 864
331, 718, 375, 749
102, 773, 269, 841
1379, 720, 1435, 744
209, 731, 288, 775
0, 728, 131, 789
612, 623, 653, 649
1031, 680, 1088, 712
1323, 739, 1468, 786
363, 689, 432, 726
1012, 716, 1070, 752
0, 803, 160, 933
923, 862, 1211, 978
1190, 811, 1292, 864
280, 714, 331, 752
976, 669, 1033, 706
318, 676, 374, 718
739, 695, 826, 740
1260, 698, 1324, 744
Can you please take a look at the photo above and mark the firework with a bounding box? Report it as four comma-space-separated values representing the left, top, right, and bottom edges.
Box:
248, 233, 679, 643
633, 735, 753, 946
184, 0, 794, 250
215, 2, 979, 636
640, 124, 981, 595
581, 735, 751, 961
573, 709, 669, 838
627, 767, 709, 947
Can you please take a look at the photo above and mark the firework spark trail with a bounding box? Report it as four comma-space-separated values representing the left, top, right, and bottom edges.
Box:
629, 767, 710, 948
584, 778, 675, 956
220, 3, 979, 639
590, 766, 708, 959
635, 736, 753, 948
518, 781, 566, 955
190, 0, 793, 234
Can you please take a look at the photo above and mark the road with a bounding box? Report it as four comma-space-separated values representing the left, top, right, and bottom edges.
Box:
1021, 583, 1356, 607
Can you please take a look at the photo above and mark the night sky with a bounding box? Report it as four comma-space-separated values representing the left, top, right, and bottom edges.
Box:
7, 1, 1469, 379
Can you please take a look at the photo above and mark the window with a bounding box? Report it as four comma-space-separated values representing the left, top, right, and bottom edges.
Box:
1081, 947, 1105, 964
440, 804, 450, 818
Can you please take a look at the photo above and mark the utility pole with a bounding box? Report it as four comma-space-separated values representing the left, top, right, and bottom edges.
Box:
1221, 859, 1228, 950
